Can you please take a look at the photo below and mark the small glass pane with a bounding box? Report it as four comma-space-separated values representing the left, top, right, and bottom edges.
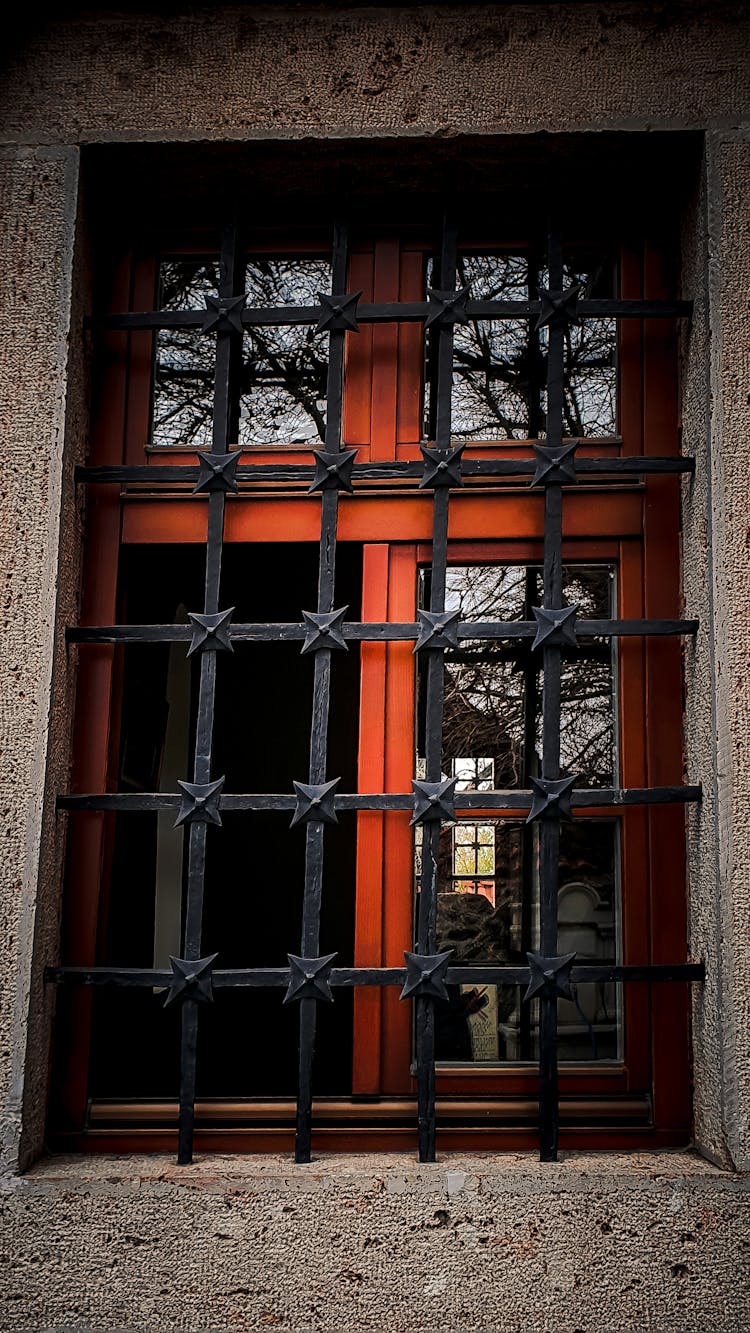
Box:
152, 260, 219, 448
417, 563, 616, 790
425, 251, 617, 442
240, 259, 331, 446
430, 819, 619, 1064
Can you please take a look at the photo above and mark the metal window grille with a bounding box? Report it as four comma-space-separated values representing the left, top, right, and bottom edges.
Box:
50, 217, 704, 1165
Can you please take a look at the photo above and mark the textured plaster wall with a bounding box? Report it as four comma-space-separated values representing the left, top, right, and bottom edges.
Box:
680, 134, 750, 1175
0, 2, 748, 147
1, 1152, 749, 1332
0, 146, 84, 1174
1, 4, 750, 1331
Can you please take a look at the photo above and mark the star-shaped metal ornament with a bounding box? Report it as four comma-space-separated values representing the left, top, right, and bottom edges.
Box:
419, 442, 465, 488
531, 604, 579, 651
400, 949, 454, 1001
187, 607, 235, 656
290, 777, 340, 827
526, 775, 577, 825
531, 442, 578, 488
410, 776, 457, 825
300, 607, 349, 655
315, 291, 361, 334
425, 286, 470, 328
534, 283, 583, 330
308, 448, 358, 494
174, 776, 225, 828
201, 293, 246, 335
164, 953, 219, 1007
193, 451, 241, 495
523, 950, 577, 1002
283, 952, 338, 1004
414, 608, 461, 653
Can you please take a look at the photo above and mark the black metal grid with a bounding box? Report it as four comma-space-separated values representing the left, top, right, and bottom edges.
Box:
49, 218, 703, 1165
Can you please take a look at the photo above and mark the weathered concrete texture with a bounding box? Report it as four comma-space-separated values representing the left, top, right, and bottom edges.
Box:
0, 147, 82, 1173
0, 3, 749, 147
700, 134, 750, 1173
1, 1152, 748, 1332
680, 146, 728, 1169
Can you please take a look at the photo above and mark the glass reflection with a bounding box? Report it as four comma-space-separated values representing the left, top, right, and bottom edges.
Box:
431, 819, 619, 1064
418, 562, 616, 789
151, 257, 331, 449
240, 259, 330, 447
152, 260, 219, 449
416, 560, 620, 1065
425, 251, 617, 441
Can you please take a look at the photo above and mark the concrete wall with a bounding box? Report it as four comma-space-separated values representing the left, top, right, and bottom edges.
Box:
1, 4, 750, 1330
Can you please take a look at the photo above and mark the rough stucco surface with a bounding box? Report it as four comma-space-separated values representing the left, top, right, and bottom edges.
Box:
1, 1152, 749, 1332
0, 3, 749, 147
0, 147, 80, 1174
702, 136, 750, 1173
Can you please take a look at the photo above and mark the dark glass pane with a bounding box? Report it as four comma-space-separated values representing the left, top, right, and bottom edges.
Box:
152, 259, 219, 448
240, 259, 330, 446
427, 818, 619, 1064
425, 251, 617, 442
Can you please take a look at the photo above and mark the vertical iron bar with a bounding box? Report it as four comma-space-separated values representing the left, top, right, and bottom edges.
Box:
538, 226, 565, 1162
416, 217, 458, 1163
178, 222, 243, 1165
295, 220, 349, 1164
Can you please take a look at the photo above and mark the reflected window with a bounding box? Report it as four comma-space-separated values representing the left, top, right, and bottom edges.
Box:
153, 260, 219, 449
418, 562, 616, 790
151, 257, 331, 449
240, 259, 330, 447
431, 818, 619, 1065
425, 251, 617, 441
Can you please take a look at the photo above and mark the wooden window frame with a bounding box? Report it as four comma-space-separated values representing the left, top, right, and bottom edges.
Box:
51, 227, 691, 1154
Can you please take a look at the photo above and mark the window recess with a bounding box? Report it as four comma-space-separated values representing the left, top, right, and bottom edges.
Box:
51, 209, 703, 1165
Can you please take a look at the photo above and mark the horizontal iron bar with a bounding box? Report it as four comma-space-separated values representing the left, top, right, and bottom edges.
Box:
88, 297, 693, 333
67, 618, 699, 645
45, 962, 705, 988
75, 455, 696, 486
57, 785, 702, 812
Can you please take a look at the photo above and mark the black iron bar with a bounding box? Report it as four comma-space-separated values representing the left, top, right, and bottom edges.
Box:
48, 962, 705, 989
75, 455, 695, 486
295, 219, 350, 1164
537, 227, 566, 1163
414, 216, 459, 1164
176, 221, 242, 1165
67, 618, 698, 646
88, 296, 692, 333
58, 784, 702, 814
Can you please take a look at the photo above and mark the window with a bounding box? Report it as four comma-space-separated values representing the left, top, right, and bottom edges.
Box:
50, 193, 702, 1163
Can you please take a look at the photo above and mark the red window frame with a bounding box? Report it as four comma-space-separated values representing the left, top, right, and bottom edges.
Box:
53, 229, 690, 1153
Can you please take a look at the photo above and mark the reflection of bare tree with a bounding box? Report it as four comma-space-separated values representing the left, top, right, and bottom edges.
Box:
431, 564, 615, 788
152, 258, 330, 449
240, 260, 330, 447
427, 253, 617, 441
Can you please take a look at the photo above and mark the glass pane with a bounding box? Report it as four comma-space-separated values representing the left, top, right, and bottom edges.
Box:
152, 259, 219, 448
430, 819, 620, 1064
417, 563, 616, 790
240, 259, 331, 446
425, 250, 617, 442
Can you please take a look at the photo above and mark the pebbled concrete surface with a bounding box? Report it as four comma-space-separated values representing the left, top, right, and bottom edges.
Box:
1, 1151, 749, 1332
